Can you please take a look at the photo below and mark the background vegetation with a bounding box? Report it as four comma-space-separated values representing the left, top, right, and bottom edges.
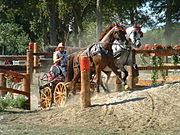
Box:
0, 95, 28, 110
0, 0, 179, 55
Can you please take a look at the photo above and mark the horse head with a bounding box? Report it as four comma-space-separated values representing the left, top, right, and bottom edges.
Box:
99, 23, 127, 48
126, 24, 144, 48
113, 23, 127, 44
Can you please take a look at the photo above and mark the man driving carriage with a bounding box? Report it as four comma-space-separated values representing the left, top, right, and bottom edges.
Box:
49, 42, 68, 81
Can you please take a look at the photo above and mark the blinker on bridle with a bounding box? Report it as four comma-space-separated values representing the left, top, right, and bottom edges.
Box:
115, 28, 126, 35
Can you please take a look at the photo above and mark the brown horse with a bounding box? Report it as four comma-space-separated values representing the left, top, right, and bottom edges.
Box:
65, 24, 127, 93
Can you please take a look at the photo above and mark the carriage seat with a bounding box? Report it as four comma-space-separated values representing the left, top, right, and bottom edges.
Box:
48, 65, 65, 82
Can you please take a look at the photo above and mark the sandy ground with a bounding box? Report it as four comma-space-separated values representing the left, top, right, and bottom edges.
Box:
0, 72, 180, 135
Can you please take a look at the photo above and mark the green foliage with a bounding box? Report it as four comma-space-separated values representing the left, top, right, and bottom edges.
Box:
0, 0, 179, 50
151, 56, 167, 85
151, 56, 159, 84
0, 95, 28, 110
142, 23, 180, 45
171, 54, 179, 65
0, 23, 30, 55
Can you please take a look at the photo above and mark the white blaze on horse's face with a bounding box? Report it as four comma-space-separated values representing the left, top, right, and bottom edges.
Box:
126, 26, 143, 48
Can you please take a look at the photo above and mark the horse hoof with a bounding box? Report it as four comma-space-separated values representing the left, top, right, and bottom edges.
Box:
96, 90, 100, 93
124, 85, 129, 90
72, 91, 76, 95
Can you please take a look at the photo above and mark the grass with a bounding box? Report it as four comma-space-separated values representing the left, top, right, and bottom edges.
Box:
0, 95, 28, 110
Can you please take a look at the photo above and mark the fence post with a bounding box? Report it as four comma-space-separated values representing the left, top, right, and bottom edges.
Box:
23, 74, 31, 110
33, 43, 39, 73
28, 43, 34, 51
80, 54, 91, 108
165, 56, 168, 76
115, 75, 123, 92
26, 50, 33, 81
0, 73, 7, 97
127, 49, 136, 89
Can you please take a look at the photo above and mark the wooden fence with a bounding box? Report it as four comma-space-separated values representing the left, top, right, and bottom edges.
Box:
0, 70, 30, 109
0, 44, 53, 110
0, 50, 34, 109
128, 49, 180, 88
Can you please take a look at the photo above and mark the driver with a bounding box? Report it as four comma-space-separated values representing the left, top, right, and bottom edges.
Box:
53, 42, 68, 77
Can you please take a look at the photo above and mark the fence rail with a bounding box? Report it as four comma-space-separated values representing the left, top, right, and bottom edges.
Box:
128, 48, 180, 88
0, 55, 26, 60
138, 64, 180, 70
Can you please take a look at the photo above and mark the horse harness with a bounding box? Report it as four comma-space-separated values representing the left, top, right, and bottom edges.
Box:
86, 42, 114, 66
112, 42, 132, 66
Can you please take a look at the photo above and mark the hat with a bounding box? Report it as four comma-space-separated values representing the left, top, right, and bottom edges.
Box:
58, 42, 65, 48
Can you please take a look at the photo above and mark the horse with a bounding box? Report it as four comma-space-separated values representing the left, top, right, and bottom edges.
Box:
102, 24, 144, 90
65, 23, 127, 93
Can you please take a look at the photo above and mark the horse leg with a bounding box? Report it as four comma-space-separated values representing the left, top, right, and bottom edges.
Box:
103, 71, 111, 89
109, 64, 127, 89
133, 64, 139, 77
119, 66, 129, 89
100, 78, 110, 93
95, 66, 101, 93
102, 71, 111, 93
71, 68, 80, 95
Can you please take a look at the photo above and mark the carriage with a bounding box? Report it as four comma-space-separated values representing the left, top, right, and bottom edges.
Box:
38, 65, 96, 109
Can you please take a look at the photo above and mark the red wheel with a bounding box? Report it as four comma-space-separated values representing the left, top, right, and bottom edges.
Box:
40, 87, 52, 109
53, 82, 68, 107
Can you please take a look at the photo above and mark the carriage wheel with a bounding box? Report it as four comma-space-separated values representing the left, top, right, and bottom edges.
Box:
53, 82, 68, 107
40, 87, 52, 109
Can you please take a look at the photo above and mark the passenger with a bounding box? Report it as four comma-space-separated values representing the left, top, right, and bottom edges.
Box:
53, 42, 68, 77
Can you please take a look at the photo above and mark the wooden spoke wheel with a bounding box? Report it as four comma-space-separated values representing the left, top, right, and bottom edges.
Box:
40, 87, 52, 109
53, 82, 68, 107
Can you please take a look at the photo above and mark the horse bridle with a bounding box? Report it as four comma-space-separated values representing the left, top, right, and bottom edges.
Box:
128, 28, 143, 44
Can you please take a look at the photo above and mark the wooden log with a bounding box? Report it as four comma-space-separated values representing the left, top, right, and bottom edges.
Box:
0, 65, 26, 72
33, 43, 40, 73
115, 75, 122, 92
33, 52, 53, 56
28, 43, 34, 51
138, 64, 180, 70
135, 49, 180, 55
0, 55, 26, 61
23, 74, 31, 110
80, 54, 91, 108
26, 50, 33, 81
0, 69, 26, 78
164, 56, 168, 76
0, 87, 30, 97
0, 73, 7, 97
127, 49, 136, 89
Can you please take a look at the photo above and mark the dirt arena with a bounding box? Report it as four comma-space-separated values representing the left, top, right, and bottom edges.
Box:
0, 72, 180, 135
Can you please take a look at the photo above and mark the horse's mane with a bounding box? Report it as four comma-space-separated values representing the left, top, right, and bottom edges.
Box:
98, 24, 116, 41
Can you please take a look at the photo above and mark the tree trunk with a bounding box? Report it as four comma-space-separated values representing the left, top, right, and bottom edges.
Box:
42, 22, 49, 51
164, 0, 173, 44
72, 4, 84, 48
47, 0, 58, 46
96, 0, 102, 41
72, 18, 79, 47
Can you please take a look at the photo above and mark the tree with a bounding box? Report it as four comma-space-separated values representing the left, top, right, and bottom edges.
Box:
0, 23, 30, 55
96, 0, 102, 41
149, 0, 180, 44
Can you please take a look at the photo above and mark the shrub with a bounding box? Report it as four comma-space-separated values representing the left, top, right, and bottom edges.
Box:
0, 95, 28, 110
